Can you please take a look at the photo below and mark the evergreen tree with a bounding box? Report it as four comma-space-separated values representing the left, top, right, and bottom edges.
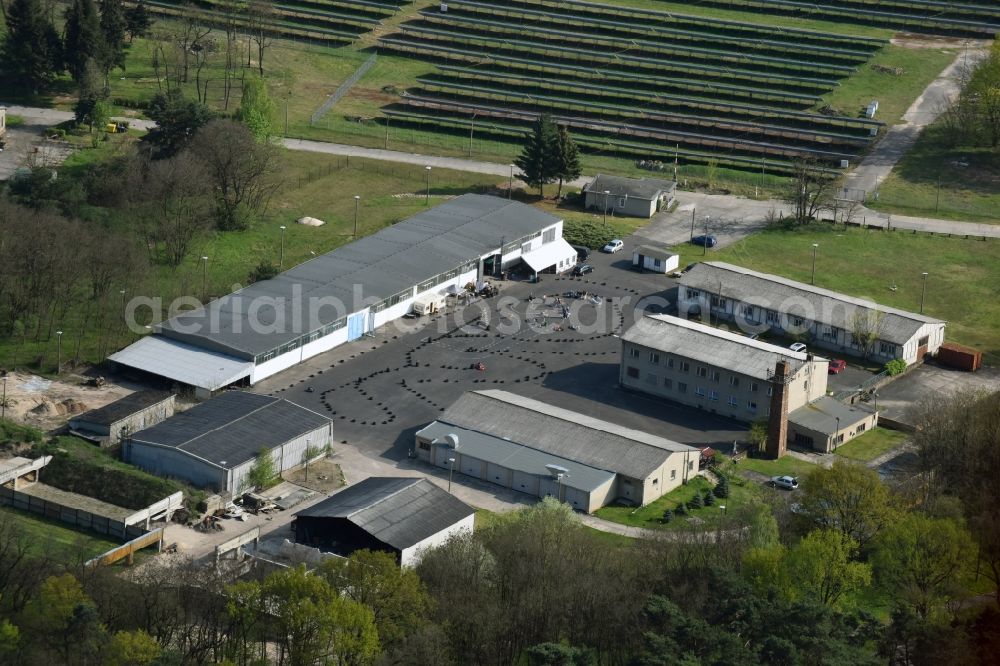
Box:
714, 474, 730, 499
515, 114, 560, 198
703, 489, 715, 506
99, 0, 128, 74
554, 124, 581, 199
1, 0, 63, 90
125, 1, 153, 43
63, 0, 106, 83
688, 492, 703, 510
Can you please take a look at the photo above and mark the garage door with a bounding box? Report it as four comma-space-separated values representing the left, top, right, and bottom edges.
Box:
512, 471, 538, 495
486, 463, 510, 487
460, 457, 483, 479
562, 487, 589, 512
539, 477, 559, 499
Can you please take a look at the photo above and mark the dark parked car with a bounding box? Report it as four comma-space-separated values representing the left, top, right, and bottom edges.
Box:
572, 264, 594, 276
691, 234, 718, 248
571, 245, 590, 261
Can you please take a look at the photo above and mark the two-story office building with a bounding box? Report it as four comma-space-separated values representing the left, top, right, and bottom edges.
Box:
677, 262, 946, 365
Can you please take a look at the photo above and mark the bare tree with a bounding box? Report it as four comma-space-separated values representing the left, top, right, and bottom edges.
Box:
786, 159, 835, 225
217, 0, 243, 110
849, 309, 886, 361
138, 151, 213, 266
187, 119, 280, 231
246, 0, 274, 76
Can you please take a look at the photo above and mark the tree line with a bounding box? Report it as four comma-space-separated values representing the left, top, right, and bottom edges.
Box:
0, 391, 996, 664
942, 42, 1000, 149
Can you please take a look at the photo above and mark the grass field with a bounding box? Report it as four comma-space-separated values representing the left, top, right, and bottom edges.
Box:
708, 224, 1000, 362
834, 427, 909, 462
0, 506, 121, 562
594, 475, 760, 531
869, 124, 1000, 223
738, 455, 819, 478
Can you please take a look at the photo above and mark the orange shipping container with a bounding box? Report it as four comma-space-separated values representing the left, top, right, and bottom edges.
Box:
936, 342, 982, 372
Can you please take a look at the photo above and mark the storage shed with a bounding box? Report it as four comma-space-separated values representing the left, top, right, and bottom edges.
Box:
632, 245, 679, 274
293, 477, 475, 567
125, 391, 331, 495
69, 390, 175, 447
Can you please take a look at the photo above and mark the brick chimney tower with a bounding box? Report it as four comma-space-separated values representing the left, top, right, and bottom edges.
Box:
765, 359, 790, 459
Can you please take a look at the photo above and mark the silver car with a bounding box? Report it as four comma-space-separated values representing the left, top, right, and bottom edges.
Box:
770, 475, 799, 490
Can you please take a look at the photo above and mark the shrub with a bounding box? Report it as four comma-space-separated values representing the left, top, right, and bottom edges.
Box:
885, 359, 907, 376
661, 508, 673, 524
714, 474, 730, 499
688, 492, 703, 510
702, 489, 715, 506
675, 503, 687, 516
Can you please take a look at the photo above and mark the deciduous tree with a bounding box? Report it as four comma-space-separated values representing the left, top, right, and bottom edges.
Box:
236, 75, 275, 141
785, 529, 871, 607
797, 460, 896, 551
850, 309, 887, 361
144, 89, 213, 158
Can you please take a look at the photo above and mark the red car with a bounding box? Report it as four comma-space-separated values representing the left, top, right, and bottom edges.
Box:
828, 359, 847, 374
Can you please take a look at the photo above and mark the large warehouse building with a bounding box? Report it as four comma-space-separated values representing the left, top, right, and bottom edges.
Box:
293, 477, 475, 567
125, 391, 332, 495
677, 262, 946, 365
109, 195, 575, 397
416, 390, 699, 513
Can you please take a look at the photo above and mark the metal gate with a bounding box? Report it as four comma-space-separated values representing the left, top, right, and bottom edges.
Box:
347, 312, 366, 341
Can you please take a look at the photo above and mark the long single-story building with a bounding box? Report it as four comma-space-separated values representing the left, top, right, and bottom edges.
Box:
69, 390, 175, 447
293, 477, 475, 567
677, 262, 946, 365
415, 390, 700, 512
582, 174, 676, 218
109, 195, 577, 396
124, 391, 331, 495
620, 314, 876, 455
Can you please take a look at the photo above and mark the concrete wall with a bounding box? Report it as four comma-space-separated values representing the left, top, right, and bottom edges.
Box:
400, 512, 474, 568
620, 340, 826, 423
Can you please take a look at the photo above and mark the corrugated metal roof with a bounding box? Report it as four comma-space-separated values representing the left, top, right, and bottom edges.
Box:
155, 195, 561, 357
108, 336, 253, 390
437, 390, 697, 479
789, 395, 875, 436
416, 421, 617, 493
296, 477, 475, 550
679, 262, 945, 345
131, 391, 330, 470
622, 314, 814, 381
70, 390, 173, 427
583, 173, 676, 200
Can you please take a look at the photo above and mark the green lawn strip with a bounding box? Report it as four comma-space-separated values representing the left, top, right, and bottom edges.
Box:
738, 455, 818, 479
834, 427, 908, 462
475, 508, 634, 546
707, 224, 1000, 361
820, 45, 955, 125
0, 505, 121, 562
868, 123, 1000, 223
594, 475, 755, 531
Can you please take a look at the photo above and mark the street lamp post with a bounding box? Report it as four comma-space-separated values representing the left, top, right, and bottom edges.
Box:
425, 166, 432, 205
448, 457, 456, 493
353, 196, 361, 238
1, 373, 6, 422
55, 330, 63, 374
690, 207, 696, 241
556, 472, 564, 502
703, 216, 709, 256
119, 289, 127, 329
920, 272, 929, 314
284, 91, 292, 136
811, 243, 819, 285
835, 416, 841, 448
603, 190, 610, 227
508, 164, 514, 200
279, 225, 286, 270
201, 255, 209, 302
468, 113, 476, 158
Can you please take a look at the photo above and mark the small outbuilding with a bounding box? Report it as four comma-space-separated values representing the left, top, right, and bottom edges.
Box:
632, 245, 679, 274
788, 396, 878, 454
583, 174, 676, 218
125, 391, 331, 495
69, 390, 175, 447
293, 477, 475, 567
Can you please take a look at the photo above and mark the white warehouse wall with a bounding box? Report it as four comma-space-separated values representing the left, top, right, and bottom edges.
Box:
399, 512, 474, 568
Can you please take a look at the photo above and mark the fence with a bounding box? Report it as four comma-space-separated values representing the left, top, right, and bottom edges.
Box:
85, 528, 165, 569
0, 485, 146, 540
310, 52, 379, 126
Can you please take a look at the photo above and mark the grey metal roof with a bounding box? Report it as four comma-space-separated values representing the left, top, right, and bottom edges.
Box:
583, 173, 676, 200
108, 336, 253, 389
678, 262, 945, 345
70, 390, 173, 427
155, 195, 561, 357
622, 314, 815, 381
634, 245, 678, 262
437, 390, 697, 479
789, 395, 875, 436
296, 477, 475, 550
130, 391, 330, 470
416, 421, 617, 493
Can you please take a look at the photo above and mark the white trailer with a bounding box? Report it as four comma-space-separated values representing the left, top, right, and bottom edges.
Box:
412, 293, 446, 316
